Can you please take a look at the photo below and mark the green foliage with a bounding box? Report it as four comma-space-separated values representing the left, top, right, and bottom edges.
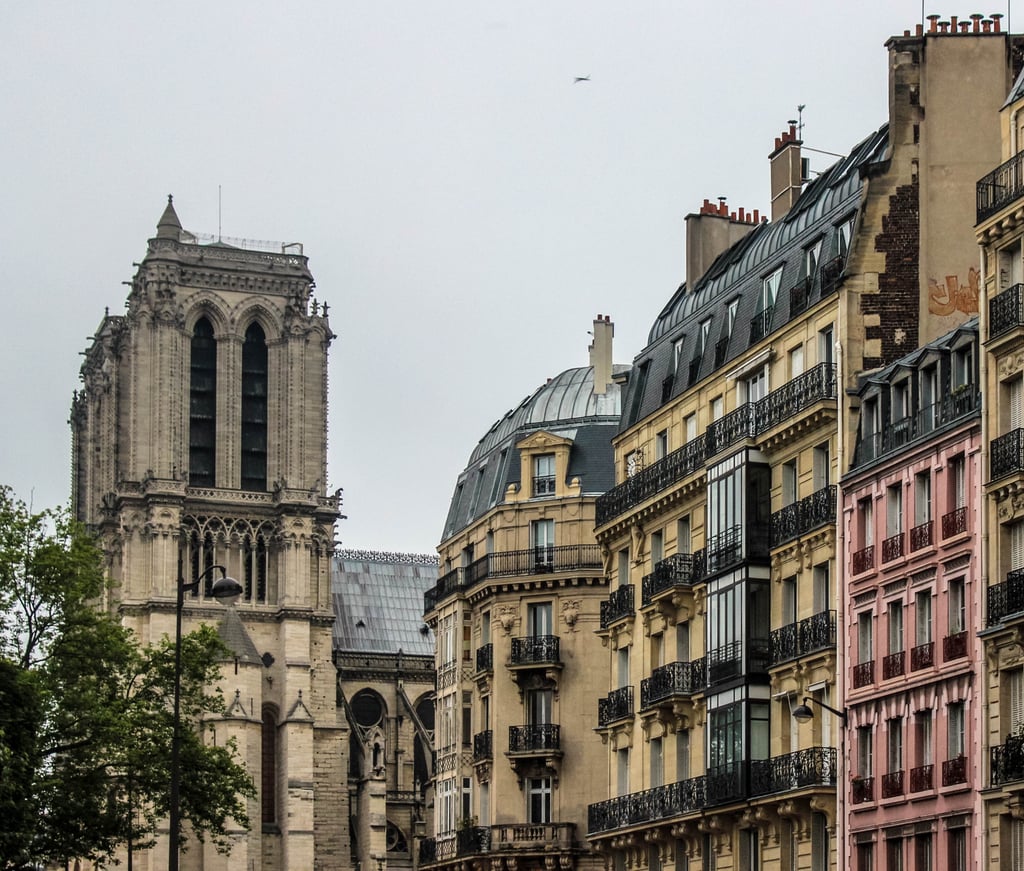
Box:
0, 487, 254, 870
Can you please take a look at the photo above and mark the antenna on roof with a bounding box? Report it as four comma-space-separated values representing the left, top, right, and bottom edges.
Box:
218, 184, 222, 242
796, 105, 806, 139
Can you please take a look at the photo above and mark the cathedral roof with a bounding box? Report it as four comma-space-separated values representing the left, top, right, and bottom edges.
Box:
217, 608, 263, 665
156, 195, 183, 239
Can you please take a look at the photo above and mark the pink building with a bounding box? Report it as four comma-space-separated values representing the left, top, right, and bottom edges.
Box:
842, 322, 982, 871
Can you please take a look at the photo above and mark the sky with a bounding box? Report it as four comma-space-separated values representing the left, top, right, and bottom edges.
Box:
0, 1, 969, 553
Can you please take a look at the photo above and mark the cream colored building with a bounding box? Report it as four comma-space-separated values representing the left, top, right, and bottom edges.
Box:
420, 317, 625, 871
71, 199, 347, 870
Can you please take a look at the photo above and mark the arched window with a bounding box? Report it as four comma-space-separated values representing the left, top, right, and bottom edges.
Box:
189, 317, 216, 487
242, 533, 268, 603
261, 706, 278, 826
241, 323, 268, 491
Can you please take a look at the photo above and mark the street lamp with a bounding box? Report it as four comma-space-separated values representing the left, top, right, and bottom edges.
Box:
792, 695, 847, 725
168, 562, 242, 871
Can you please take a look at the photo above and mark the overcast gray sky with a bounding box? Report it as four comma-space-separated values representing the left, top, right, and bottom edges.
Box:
1, 1, 950, 553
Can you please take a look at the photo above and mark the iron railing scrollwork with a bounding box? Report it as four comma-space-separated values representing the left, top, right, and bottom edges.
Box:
992, 734, 1024, 786
978, 151, 1024, 222
770, 485, 837, 548
770, 610, 836, 666
909, 764, 933, 792
510, 635, 560, 665
942, 755, 968, 786
882, 533, 904, 563
749, 306, 775, 344
942, 506, 968, 538
508, 723, 560, 753
641, 658, 706, 708
598, 686, 635, 726
456, 827, 491, 856
851, 776, 873, 804
910, 641, 934, 671
988, 568, 1024, 626
992, 428, 1024, 481
943, 631, 968, 661
883, 650, 905, 679
748, 747, 837, 795
852, 545, 874, 575
853, 660, 874, 688
600, 584, 635, 629
881, 770, 904, 798
473, 730, 493, 761
642, 553, 695, 605
477, 643, 493, 673
587, 775, 707, 834
910, 520, 933, 551
990, 282, 1024, 338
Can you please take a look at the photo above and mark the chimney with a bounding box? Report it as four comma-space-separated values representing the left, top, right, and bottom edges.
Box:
684, 198, 759, 289
769, 122, 803, 221
589, 314, 614, 395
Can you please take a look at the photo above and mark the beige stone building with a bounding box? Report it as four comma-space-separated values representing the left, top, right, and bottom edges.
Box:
71, 199, 347, 870
420, 317, 626, 871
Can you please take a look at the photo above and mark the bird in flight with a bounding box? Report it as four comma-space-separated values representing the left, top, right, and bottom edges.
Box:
574, 75, 591, 83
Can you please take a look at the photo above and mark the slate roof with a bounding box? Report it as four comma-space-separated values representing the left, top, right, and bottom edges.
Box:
621, 123, 890, 433
331, 551, 438, 656
441, 363, 627, 541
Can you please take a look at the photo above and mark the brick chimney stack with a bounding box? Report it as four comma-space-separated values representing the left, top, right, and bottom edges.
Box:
684, 198, 761, 290
770, 122, 803, 221
589, 314, 614, 395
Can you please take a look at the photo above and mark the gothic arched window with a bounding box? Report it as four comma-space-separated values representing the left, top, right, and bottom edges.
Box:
189, 317, 217, 487
241, 323, 268, 491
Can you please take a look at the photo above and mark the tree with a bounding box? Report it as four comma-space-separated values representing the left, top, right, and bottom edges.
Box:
0, 487, 254, 870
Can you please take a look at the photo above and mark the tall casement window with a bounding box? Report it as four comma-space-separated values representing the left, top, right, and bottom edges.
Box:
527, 776, 552, 823
189, 317, 217, 487
241, 322, 268, 491
533, 453, 555, 496
261, 705, 278, 826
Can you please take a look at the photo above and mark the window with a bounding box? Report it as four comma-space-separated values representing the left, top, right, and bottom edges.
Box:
527, 601, 552, 637
920, 366, 937, 427
462, 776, 472, 821
1013, 520, 1024, 572
674, 338, 685, 373
685, 413, 697, 442
739, 829, 759, 871
888, 601, 904, 654
711, 396, 724, 421
915, 591, 932, 645
531, 520, 554, 569
892, 380, 910, 423
858, 844, 874, 871
888, 718, 903, 773
887, 484, 903, 537
617, 748, 630, 795
650, 736, 664, 787
819, 324, 835, 367
952, 346, 972, 389
698, 320, 712, 356
811, 813, 829, 871
789, 344, 805, 378
533, 453, 555, 496
677, 516, 692, 555
676, 730, 690, 780
189, 317, 217, 487
656, 429, 668, 460
805, 239, 823, 282
241, 322, 268, 492
837, 217, 854, 260
948, 701, 965, 759
651, 530, 664, 566
949, 454, 966, 509
948, 578, 965, 634
782, 460, 797, 506
743, 365, 768, 403
618, 547, 630, 587
782, 577, 797, 625
857, 725, 874, 777
479, 781, 489, 824
527, 688, 553, 725
915, 710, 932, 767
527, 777, 552, 823
858, 613, 874, 664
813, 562, 831, 613
948, 830, 966, 871
617, 646, 630, 688
676, 621, 690, 661
859, 497, 874, 548
726, 299, 739, 336
761, 267, 782, 313
887, 838, 903, 871
915, 473, 931, 526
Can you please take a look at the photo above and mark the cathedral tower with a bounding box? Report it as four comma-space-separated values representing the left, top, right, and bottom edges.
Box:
71, 198, 347, 870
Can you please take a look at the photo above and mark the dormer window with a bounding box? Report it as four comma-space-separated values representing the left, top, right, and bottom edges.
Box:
760, 267, 782, 313
952, 346, 973, 389
533, 454, 556, 496
837, 217, 854, 260
892, 380, 910, 423
804, 239, 822, 283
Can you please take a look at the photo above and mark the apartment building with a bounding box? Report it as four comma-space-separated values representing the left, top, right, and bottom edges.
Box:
844, 323, 982, 871
420, 318, 625, 871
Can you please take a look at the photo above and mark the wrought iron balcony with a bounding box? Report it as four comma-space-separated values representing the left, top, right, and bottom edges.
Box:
457, 827, 491, 856
882, 533, 904, 563
853, 660, 874, 688
600, 584, 635, 629
473, 730, 493, 761
852, 545, 874, 575
688, 355, 702, 386
851, 776, 874, 804
909, 764, 933, 792
820, 256, 844, 296
715, 336, 731, 367
533, 475, 556, 497
489, 822, 576, 852
988, 568, 1024, 626
881, 770, 904, 798
789, 277, 812, 315
587, 775, 706, 835
942, 506, 968, 538
883, 650, 905, 679
641, 658, 706, 708
476, 643, 493, 673
424, 567, 466, 612
910, 641, 934, 671
749, 747, 837, 795
510, 635, 560, 666
993, 734, 1024, 786
770, 610, 837, 665
770, 485, 837, 548
749, 306, 775, 344
755, 362, 837, 435
943, 631, 968, 661
978, 149, 1024, 223
990, 282, 1024, 339
992, 428, 1024, 481
598, 686, 634, 726
707, 640, 743, 685
705, 525, 744, 573
509, 724, 560, 753
706, 405, 755, 457
910, 520, 933, 551
642, 553, 696, 605
705, 762, 746, 805
942, 755, 968, 786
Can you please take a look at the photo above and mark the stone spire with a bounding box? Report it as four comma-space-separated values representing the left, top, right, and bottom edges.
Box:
156, 194, 182, 239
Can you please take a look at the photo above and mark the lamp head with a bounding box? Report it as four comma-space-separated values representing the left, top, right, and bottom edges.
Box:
210, 575, 243, 606
792, 701, 814, 723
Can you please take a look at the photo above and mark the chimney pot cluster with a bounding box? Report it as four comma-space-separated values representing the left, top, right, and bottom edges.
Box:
594, 313, 611, 323
773, 123, 799, 151
922, 12, 1001, 34
697, 198, 761, 224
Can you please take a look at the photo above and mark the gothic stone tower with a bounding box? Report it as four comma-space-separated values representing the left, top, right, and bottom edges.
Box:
70, 198, 348, 870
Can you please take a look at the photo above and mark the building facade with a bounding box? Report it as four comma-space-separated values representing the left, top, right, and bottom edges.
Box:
420, 317, 625, 871
843, 323, 982, 871
71, 200, 347, 870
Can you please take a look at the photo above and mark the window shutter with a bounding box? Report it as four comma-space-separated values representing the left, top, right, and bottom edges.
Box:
1013, 522, 1024, 572
1012, 377, 1023, 432
1011, 669, 1024, 735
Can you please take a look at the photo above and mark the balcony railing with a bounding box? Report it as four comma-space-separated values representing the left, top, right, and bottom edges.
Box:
770, 610, 837, 665
820, 256, 845, 296
473, 730, 493, 762
789, 277, 812, 315
749, 306, 775, 344
978, 149, 1024, 223
883, 650, 905, 679
881, 770, 904, 798
424, 544, 604, 611
852, 545, 874, 575
942, 755, 968, 786
490, 822, 576, 852
598, 686, 634, 726
910, 520, 933, 551
510, 635, 560, 666
943, 631, 968, 661
705, 525, 744, 573
641, 658, 706, 708
715, 337, 731, 367
992, 428, 1024, 481
600, 584, 635, 629
991, 734, 1024, 786
909, 764, 933, 792
708, 640, 743, 685
853, 660, 874, 688
910, 641, 934, 671
942, 506, 968, 538
748, 747, 837, 795
688, 356, 702, 387
457, 827, 491, 857
588, 775, 707, 834
509, 724, 560, 753
882, 533, 904, 562
642, 553, 695, 605
851, 776, 874, 804
853, 389, 981, 467
990, 282, 1024, 338
770, 485, 837, 548
533, 475, 556, 497
477, 643, 493, 673
988, 568, 1024, 626
595, 364, 837, 526
420, 837, 438, 864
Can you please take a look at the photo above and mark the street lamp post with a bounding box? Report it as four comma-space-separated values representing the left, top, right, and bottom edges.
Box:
168, 561, 242, 871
